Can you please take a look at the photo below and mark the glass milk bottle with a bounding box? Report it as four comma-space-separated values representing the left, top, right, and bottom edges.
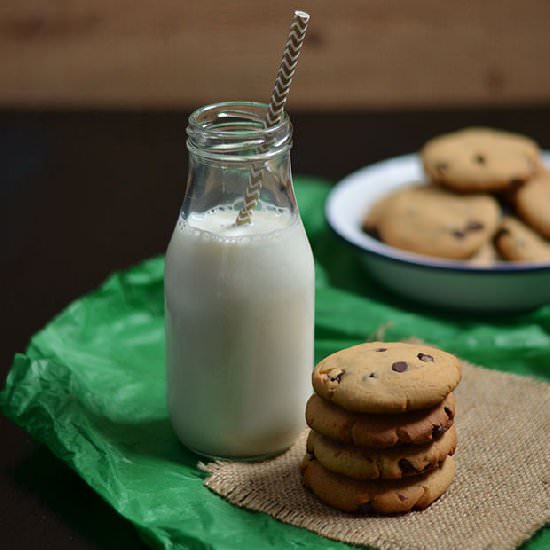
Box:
165, 102, 314, 460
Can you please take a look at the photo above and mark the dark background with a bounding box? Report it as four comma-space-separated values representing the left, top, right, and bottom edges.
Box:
3, 107, 550, 548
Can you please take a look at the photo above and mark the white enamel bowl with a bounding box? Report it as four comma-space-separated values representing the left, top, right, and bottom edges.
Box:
325, 154, 550, 312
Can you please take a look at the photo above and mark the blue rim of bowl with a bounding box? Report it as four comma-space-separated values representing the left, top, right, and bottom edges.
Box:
325, 157, 550, 275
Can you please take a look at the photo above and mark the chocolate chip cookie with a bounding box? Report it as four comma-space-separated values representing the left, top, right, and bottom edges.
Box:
306, 426, 456, 480
375, 184, 500, 259
301, 454, 456, 514
312, 341, 462, 414
422, 127, 540, 192
361, 193, 391, 238
514, 172, 550, 239
306, 393, 455, 448
495, 216, 550, 263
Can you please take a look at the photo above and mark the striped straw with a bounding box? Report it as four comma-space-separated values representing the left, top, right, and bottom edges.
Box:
235, 9, 310, 226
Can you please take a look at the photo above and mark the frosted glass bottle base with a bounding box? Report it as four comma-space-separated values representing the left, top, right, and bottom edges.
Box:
187, 444, 292, 463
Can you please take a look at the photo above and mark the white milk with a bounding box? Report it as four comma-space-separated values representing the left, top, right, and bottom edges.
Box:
165, 205, 314, 459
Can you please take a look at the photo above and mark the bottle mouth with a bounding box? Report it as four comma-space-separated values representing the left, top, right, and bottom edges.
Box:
187, 101, 292, 162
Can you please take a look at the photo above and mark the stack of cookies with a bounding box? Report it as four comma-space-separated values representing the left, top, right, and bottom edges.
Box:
301, 341, 462, 514
363, 127, 550, 264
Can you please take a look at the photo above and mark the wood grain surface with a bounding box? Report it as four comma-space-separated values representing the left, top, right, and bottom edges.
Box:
1, 0, 550, 109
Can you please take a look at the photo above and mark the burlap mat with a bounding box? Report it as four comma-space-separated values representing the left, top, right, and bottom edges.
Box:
203, 363, 550, 550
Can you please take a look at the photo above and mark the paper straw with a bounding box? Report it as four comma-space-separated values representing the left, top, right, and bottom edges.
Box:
235, 10, 310, 226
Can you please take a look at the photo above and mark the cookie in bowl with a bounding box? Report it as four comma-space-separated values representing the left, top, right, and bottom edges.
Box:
371, 184, 500, 260
422, 127, 541, 193
495, 216, 550, 263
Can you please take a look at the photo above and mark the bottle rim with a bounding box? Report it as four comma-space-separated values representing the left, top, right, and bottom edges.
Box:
187, 101, 292, 162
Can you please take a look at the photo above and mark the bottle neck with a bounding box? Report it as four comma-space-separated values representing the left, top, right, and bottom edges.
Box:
182, 102, 296, 219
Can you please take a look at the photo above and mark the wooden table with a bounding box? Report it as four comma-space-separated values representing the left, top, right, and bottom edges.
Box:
2, 107, 550, 549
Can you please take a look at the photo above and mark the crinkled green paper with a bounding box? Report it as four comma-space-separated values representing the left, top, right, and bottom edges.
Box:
2, 177, 549, 550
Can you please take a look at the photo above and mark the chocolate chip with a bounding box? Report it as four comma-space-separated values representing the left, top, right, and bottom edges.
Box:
417, 353, 434, 362
432, 424, 445, 438
375, 348, 387, 352
392, 361, 408, 373
399, 459, 417, 474
328, 369, 345, 383
435, 161, 448, 173
444, 406, 453, 419
473, 154, 486, 165
466, 221, 484, 231
369, 372, 377, 378
397, 494, 408, 502
452, 229, 465, 239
